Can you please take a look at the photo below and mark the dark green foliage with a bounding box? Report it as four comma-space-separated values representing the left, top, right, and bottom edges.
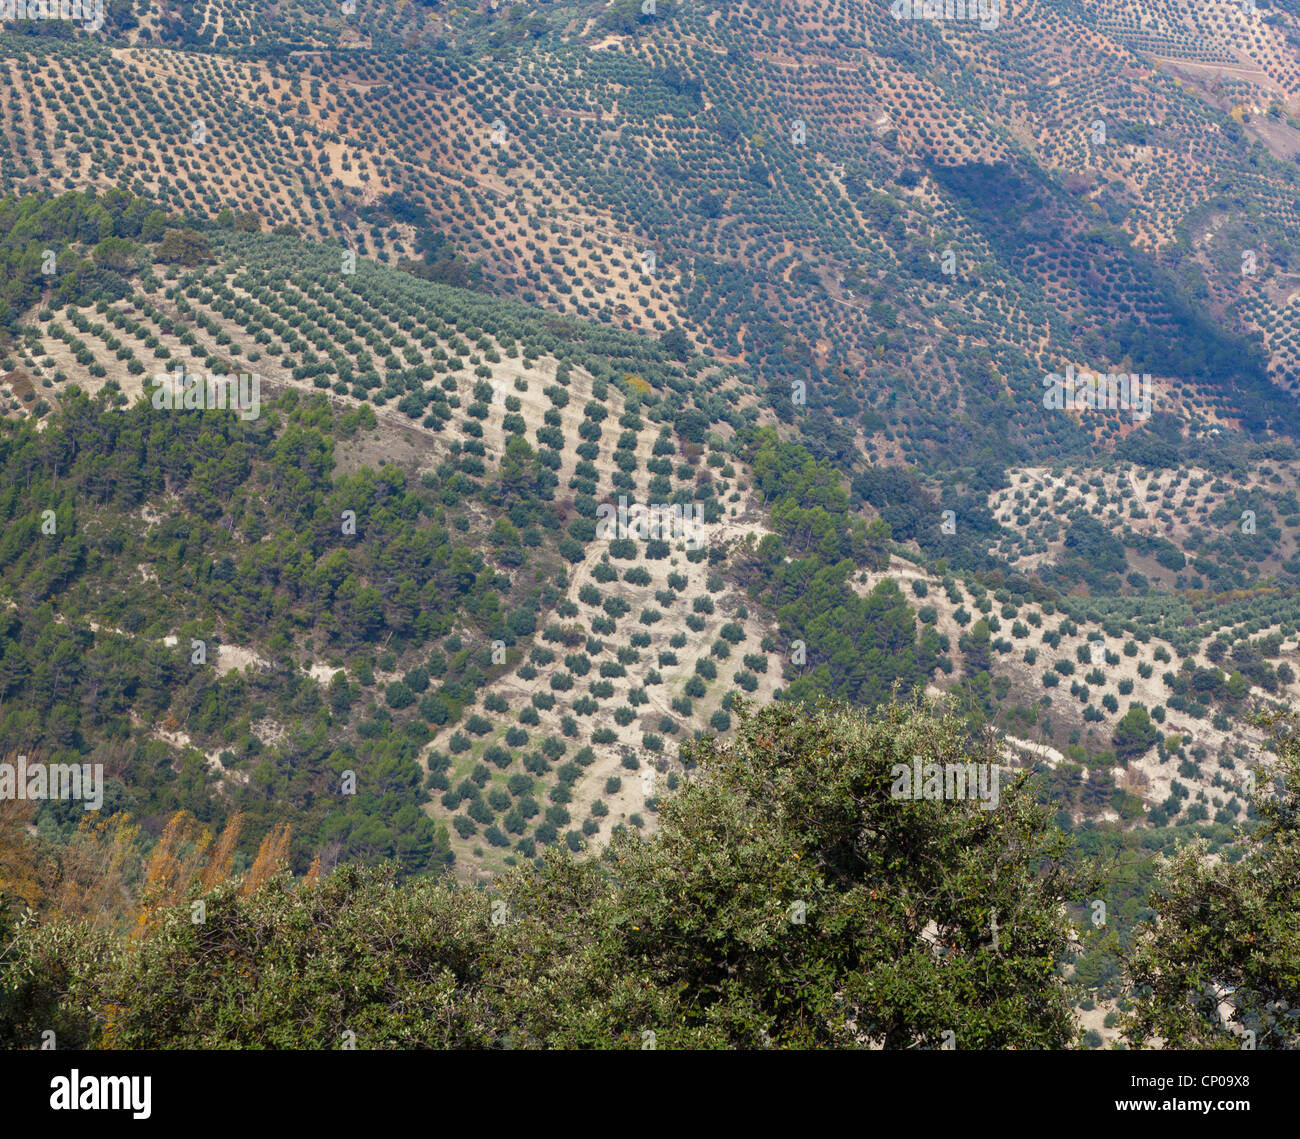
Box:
1125, 720, 1300, 1048
0, 699, 1093, 1049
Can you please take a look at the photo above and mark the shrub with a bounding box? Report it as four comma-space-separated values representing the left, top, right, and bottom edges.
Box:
385, 681, 415, 709
465, 714, 493, 736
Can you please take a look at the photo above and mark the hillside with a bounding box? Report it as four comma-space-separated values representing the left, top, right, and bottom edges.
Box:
0, 0, 1299, 1057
